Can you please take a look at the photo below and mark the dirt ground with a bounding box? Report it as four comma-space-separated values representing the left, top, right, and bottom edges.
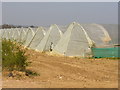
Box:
2, 49, 118, 88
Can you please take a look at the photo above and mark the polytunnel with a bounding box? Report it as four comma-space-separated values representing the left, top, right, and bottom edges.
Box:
2, 29, 10, 39
12, 28, 21, 41
8, 28, 15, 40
101, 24, 119, 45
20, 28, 29, 43
28, 27, 46, 49
0, 29, 5, 38
57, 25, 68, 33
81, 24, 112, 47
24, 27, 35, 47
36, 24, 63, 52
52, 22, 94, 57
0, 22, 116, 57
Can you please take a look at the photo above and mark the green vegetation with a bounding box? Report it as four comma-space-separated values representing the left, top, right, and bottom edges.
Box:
2, 39, 28, 71
2, 39, 39, 77
101, 57, 120, 60
25, 69, 40, 76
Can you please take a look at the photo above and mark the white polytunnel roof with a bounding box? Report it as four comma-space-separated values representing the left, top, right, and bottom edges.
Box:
31, 28, 38, 33
3, 28, 11, 40
101, 24, 119, 45
0, 22, 118, 57
12, 28, 21, 41
43, 26, 49, 32
36, 24, 63, 52
1, 29, 6, 39
28, 27, 46, 49
57, 25, 68, 33
24, 27, 35, 47
0, 29, 5, 38
7, 28, 14, 40
81, 24, 112, 47
19, 28, 29, 43
52, 22, 92, 57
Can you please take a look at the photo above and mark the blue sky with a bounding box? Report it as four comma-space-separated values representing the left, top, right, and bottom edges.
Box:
2, 2, 118, 26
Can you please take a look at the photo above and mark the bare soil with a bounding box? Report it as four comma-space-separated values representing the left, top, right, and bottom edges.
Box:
2, 49, 118, 88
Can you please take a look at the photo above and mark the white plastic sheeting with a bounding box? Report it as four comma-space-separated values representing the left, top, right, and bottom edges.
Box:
8, 28, 14, 40
18, 27, 24, 42
57, 25, 68, 33
36, 24, 63, 52
81, 24, 112, 47
24, 27, 35, 47
31, 28, 38, 33
0, 22, 116, 57
101, 24, 118, 45
20, 28, 29, 43
0, 29, 5, 38
2, 29, 10, 39
12, 28, 21, 41
52, 22, 92, 57
29, 27, 46, 49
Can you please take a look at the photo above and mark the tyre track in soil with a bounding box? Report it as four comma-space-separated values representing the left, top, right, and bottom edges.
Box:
32, 58, 117, 82
27, 50, 118, 87
3, 50, 118, 88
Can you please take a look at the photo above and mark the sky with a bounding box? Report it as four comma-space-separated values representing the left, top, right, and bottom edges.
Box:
2, 2, 118, 26
1, 0, 120, 2
0, 2, 2, 25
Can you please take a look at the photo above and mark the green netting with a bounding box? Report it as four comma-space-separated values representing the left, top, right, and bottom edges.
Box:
92, 47, 120, 58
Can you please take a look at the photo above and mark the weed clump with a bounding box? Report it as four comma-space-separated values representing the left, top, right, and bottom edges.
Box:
2, 39, 28, 71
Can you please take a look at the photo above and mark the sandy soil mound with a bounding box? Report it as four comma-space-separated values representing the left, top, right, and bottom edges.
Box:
2, 49, 118, 88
